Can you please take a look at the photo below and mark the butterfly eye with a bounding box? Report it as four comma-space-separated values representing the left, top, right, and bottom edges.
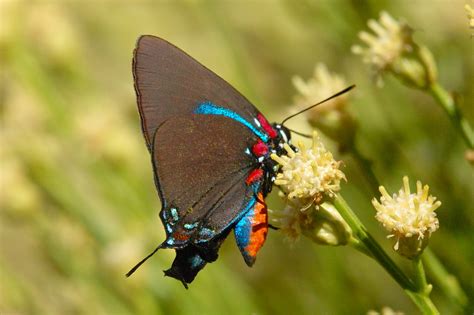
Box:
273, 124, 291, 144
280, 126, 291, 143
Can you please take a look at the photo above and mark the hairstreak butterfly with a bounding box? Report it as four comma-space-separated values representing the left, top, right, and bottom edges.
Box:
126, 35, 353, 288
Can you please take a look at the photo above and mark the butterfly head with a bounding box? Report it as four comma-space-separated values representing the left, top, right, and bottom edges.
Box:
273, 124, 291, 145
270, 123, 296, 156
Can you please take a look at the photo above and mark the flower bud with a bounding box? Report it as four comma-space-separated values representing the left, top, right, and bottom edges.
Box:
303, 202, 352, 246
272, 200, 352, 246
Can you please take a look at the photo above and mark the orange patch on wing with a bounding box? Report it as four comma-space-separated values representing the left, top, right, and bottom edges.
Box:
173, 231, 190, 241
245, 193, 268, 258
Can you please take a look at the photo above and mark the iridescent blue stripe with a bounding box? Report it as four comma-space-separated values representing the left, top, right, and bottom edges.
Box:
194, 102, 269, 142
234, 206, 253, 251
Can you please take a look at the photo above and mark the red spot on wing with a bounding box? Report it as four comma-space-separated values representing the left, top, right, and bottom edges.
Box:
252, 140, 269, 156
257, 113, 277, 139
246, 169, 264, 185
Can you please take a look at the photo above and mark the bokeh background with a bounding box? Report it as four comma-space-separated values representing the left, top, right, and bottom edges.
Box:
1, 1, 473, 314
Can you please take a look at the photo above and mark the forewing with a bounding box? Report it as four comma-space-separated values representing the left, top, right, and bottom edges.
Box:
134, 35, 260, 150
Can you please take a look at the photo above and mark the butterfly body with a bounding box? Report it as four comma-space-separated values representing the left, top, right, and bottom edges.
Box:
130, 35, 291, 287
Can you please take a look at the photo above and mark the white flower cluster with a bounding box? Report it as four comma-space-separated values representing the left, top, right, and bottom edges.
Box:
272, 132, 345, 201
466, 4, 474, 30
352, 11, 437, 88
372, 176, 441, 258
292, 63, 348, 112
352, 11, 414, 73
271, 132, 349, 244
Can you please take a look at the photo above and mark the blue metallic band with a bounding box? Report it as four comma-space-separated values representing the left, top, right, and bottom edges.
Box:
194, 102, 269, 142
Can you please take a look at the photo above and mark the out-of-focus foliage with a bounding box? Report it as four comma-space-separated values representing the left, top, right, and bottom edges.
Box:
1, 1, 472, 314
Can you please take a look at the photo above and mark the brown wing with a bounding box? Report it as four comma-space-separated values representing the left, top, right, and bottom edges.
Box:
152, 114, 261, 247
134, 35, 260, 150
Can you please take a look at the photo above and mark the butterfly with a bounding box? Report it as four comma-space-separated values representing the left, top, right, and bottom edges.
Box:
126, 35, 294, 288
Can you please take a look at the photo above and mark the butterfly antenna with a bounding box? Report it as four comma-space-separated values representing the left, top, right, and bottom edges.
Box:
281, 85, 356, 126
126, 243, 164, 277
286, 128, 312, 138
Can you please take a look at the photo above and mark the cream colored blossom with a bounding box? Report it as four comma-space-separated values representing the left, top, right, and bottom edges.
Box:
271, 132, 345, 201
271, 132, 348, 242
291, 64, 356, 148
292, 63, 348, 112
466, 4, 474, 29
271, 199, 312, 241
372, 176, 441, 258
352, 11, 414, 73
352, 11, 437, 88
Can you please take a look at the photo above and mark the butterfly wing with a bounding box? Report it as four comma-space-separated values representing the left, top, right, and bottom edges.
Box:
152, 114, 261, 247
152, 114, 266, 285
132, 35, 273, 286
133, 35, 260, 150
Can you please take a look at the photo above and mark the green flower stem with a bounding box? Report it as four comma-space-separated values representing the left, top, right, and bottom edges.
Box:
348, 236, 372, 258
410, 258, 440, 315
333, 194, 413, 290
429, 83, 474, 149
413, 257, 430, 293
332, 194, 439, 314
405, 290, 440, 315
423, 248, 468, 309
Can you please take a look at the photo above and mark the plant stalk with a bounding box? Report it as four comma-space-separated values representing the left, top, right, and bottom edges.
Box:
413, 257, 429, 293
429, 83, 474, 149
333, 194, 439, 314
348, 142, 468, 311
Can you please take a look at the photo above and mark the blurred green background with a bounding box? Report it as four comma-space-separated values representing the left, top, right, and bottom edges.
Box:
1, 1, 473, 314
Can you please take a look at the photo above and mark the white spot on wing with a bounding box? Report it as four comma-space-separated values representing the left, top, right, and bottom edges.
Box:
254, 118, 261, 128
